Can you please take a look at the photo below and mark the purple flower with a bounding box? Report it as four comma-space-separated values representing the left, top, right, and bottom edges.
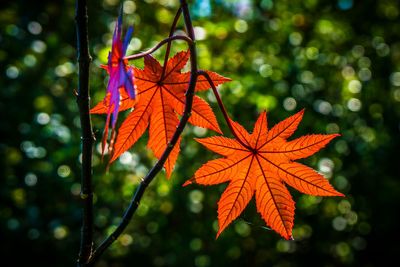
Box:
101, 12, 136, 155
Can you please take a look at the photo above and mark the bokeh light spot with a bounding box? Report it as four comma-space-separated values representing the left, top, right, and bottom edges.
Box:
283, 97, 297, 111
332, 216, 347, 231
289, 32, 303, 46
57, 165, 71, 178
234, 20, 248, 33
25, 173, 38, 186
6, 66, 19, 79
190, 238, 203, 251
53, 226, 68, 240
347, 98, 362, 112
348, 80, 362, 93
36, 112, 50, 125
194, 26, 207, 40
123, 1, 136, 14
390, 72, 400, 86
27, 21, 42, 35
119, 234, 133, 246
31, 40, 47, 53
338, 0, 353, 10
234, 220, 251, 237
195, 255, 211, 267
24, 54, 37, 67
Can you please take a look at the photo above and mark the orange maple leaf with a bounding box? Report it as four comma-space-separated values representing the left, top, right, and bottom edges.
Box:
91, 50, 230, 177
184, 110, 344, 239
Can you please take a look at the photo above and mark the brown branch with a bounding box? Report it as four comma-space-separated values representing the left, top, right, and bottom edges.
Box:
87, 0, 197, 264
197, 70, 252, 150
160, 7, 182, 80
75, 0, 95, 266
123, 35, 192, 60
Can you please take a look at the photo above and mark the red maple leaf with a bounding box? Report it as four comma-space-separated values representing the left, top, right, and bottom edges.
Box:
184, 110, 344, 239
91, 50, 230, 177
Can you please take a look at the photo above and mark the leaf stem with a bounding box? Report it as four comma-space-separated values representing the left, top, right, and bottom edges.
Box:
123, 35, 192, 60
197, 70, 252, 149
160, 7, 182, 80
87, 1, 197, 264
75, 0, 95, 265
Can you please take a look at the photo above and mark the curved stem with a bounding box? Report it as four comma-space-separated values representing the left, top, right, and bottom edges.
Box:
75, 0, 95, 265
197, 70, 252, 150
124, 35, 192, 60
88, 1, 197, 264
160, 7, 182, 80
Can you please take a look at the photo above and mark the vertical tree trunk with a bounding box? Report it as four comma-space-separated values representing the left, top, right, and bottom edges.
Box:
75, 0, 94, 265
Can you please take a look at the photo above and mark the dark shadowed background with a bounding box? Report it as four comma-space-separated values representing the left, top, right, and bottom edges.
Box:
1, 0, 400, 266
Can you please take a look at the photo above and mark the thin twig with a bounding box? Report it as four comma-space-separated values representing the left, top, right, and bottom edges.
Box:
87, 1, 197, 264
75, 0, 95, 266
160, 7, 182, 80
124, 35, 192, 60
197, 70, 252, 150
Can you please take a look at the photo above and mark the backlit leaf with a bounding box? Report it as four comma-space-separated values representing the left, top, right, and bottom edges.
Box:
185, 111, 343, 239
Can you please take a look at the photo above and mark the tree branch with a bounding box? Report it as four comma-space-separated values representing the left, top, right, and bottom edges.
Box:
160, 7, 182, 80
87, 0, 197, 264
75, 0, 95, 266
123, 35, 192, 60
197, 70, 252, 150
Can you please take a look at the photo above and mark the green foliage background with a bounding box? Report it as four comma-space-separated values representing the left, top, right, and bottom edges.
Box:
1, 0, 400, 266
